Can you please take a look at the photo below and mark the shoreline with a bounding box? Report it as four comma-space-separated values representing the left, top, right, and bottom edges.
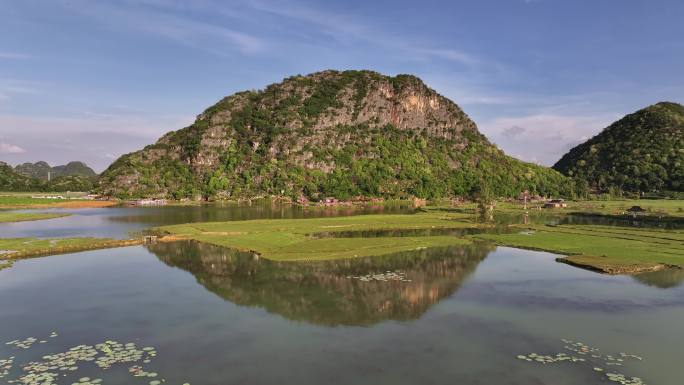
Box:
556, 256, 681, 275
0, 200, 119, 209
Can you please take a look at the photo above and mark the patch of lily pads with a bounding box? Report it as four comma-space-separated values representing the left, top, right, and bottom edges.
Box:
346, 270, 412, 282
1, 356, 14, 379
2, 332, 191, 385
517, 338, 646, 385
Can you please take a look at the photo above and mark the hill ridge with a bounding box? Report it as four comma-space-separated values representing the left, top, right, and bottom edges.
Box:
99, 70, 571, 200
553, 101, 684, 193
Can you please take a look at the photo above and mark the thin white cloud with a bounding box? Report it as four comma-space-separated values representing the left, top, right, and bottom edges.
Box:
138, 14, 265, 55
0, 52, 29, 60
0, 113, 192, 138
418, 49, 479, 66
62, 1, 265, 55
0, 142, 26, 154
0, 81, 40, 103
234, 0, 487, 67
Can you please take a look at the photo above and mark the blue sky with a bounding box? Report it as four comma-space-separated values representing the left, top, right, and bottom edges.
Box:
1, 0, 682, 171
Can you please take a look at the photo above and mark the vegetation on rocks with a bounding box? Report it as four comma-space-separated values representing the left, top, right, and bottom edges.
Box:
99, 70, 572, 200
554, 102, 684, 195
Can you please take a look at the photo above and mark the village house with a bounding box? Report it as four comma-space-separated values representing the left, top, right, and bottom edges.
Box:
543, 199, 567, 209
626, 205, 647, 217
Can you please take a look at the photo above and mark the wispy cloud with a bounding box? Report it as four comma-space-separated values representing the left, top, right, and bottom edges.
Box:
0, 52, 29, 60
62, 0, 266, 55
418, 49, 479, 66
0, 142, 26, 154
228, 0, 488, 67
0, 81, 40, 103
0, 113, 192, 138
137, 13, 265, 55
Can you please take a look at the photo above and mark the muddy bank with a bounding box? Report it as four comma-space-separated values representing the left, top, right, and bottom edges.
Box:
556, 256, 680, 275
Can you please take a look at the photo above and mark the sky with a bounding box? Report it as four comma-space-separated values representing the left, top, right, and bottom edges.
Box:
1, 0, 682, 172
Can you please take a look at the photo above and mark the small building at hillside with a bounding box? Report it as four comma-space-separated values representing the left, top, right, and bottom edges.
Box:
517, 191, 543, 202
130, 198, 167, 206
543, 199, 567, 209
626, 206, 647, 217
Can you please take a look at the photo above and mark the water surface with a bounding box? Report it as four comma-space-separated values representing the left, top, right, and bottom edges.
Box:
0, 202, 414, 239
1, 241, 681, 385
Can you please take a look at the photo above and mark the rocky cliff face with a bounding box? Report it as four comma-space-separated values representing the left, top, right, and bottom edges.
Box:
99, 70, 570, 199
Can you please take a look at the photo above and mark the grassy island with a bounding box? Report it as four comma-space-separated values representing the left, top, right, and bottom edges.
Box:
0, 193, 118, 209
475, 224, 684, 274
157, 212, 479, 261
0, 212, 71, 223
0, 237, 142, 270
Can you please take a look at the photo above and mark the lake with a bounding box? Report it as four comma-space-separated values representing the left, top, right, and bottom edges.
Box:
0, 205, 682, 385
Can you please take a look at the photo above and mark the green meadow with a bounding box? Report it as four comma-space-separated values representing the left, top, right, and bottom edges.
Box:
0, 212, 70, 223
2, 199, 682, 275
0, 237, 140, 270
475, 224, 684, 273
157, 212, 479, 261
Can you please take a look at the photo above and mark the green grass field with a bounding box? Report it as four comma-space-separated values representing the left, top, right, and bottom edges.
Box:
487, 199, 684, 217
0, 237, 141, 270
0, 198, 681, 274
158, 212, 478, 261
0, 194, 116, 209
475, 224, 684, 273
0, 196, 69, 206
0, 212, 70, 223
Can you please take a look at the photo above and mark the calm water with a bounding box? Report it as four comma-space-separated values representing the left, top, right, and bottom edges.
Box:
0, 205, 682, 385
0, 203, 414, 239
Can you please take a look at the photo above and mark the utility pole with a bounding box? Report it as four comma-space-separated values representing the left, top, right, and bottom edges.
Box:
47, 171, 51, 182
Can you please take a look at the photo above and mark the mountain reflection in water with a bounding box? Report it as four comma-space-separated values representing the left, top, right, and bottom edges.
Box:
147, 240, 494, 326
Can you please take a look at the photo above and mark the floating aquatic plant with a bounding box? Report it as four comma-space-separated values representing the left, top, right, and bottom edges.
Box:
517, 339, 646, 385
0, 357, 14, 379
5, 337, 38, 350
346, 270, 411, 282
2, 333, 190, 385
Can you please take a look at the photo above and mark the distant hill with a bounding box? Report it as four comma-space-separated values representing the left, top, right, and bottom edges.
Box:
14, 161, 52, 180
1, 161, 96, 192
553, 102, 684, 193
99, 70, 571, 200
15, 161, 97, 181
45, 175, 95, 192
0, 161, 43, 191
